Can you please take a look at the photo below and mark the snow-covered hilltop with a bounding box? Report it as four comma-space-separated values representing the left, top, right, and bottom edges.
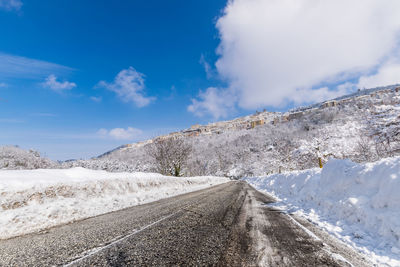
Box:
2, 84, 400, 178
79, 84, 400, 177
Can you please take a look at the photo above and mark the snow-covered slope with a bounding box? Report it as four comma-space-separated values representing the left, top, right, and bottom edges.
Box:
0, 167, 228, 240
83, 85, 400, 177
2, 85, 400, 178
245, 157, 400, 266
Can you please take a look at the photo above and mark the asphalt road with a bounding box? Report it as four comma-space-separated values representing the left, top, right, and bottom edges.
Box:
0, 181, 372, 266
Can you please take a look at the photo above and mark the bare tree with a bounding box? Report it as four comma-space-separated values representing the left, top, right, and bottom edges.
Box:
186, 159, 209, 176
146, 138, 192, 176
355, 135, 374, 162
374, 134, 394, 158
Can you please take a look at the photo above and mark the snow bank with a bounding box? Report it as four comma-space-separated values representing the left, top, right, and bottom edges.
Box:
0, 167, 228, 239
245, 157, 400, 266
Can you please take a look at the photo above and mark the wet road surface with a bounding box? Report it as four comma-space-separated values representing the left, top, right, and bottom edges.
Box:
0, 181, 372, 266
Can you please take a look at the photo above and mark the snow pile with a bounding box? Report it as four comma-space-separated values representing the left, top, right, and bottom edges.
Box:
245, 157, 400, 266
0, 167, 228, 239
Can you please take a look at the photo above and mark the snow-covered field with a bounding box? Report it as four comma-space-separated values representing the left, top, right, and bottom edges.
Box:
0, 167, 228, 240
245, 157, 400, 266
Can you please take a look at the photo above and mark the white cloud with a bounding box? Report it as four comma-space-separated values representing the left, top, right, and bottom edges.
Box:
98, 67, 155, 107
164, 85, 177, 101
97, 127, 142, 140
199, 55, 214, 79
42, 74, 76, 92
90, 96, 102, 102
188, 87, 236, 119
190, 0, 400, 118
0, 0, 22, 11
291, 86, 353, 106
358, 60, 400, 89
0, 52, 73, 79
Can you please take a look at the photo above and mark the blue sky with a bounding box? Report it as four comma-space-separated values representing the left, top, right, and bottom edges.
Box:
0, 0, 230, 159
1, 0, 400, 160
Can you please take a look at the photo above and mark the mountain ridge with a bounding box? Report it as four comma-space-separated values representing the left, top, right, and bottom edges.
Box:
97, 83, 400, 160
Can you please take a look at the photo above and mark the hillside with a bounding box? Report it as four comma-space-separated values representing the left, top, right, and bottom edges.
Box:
2, 84, 399, 177
61, 84, 400, 178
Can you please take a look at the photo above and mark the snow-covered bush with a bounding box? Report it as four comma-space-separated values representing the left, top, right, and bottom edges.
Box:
0, 146, 58, 170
